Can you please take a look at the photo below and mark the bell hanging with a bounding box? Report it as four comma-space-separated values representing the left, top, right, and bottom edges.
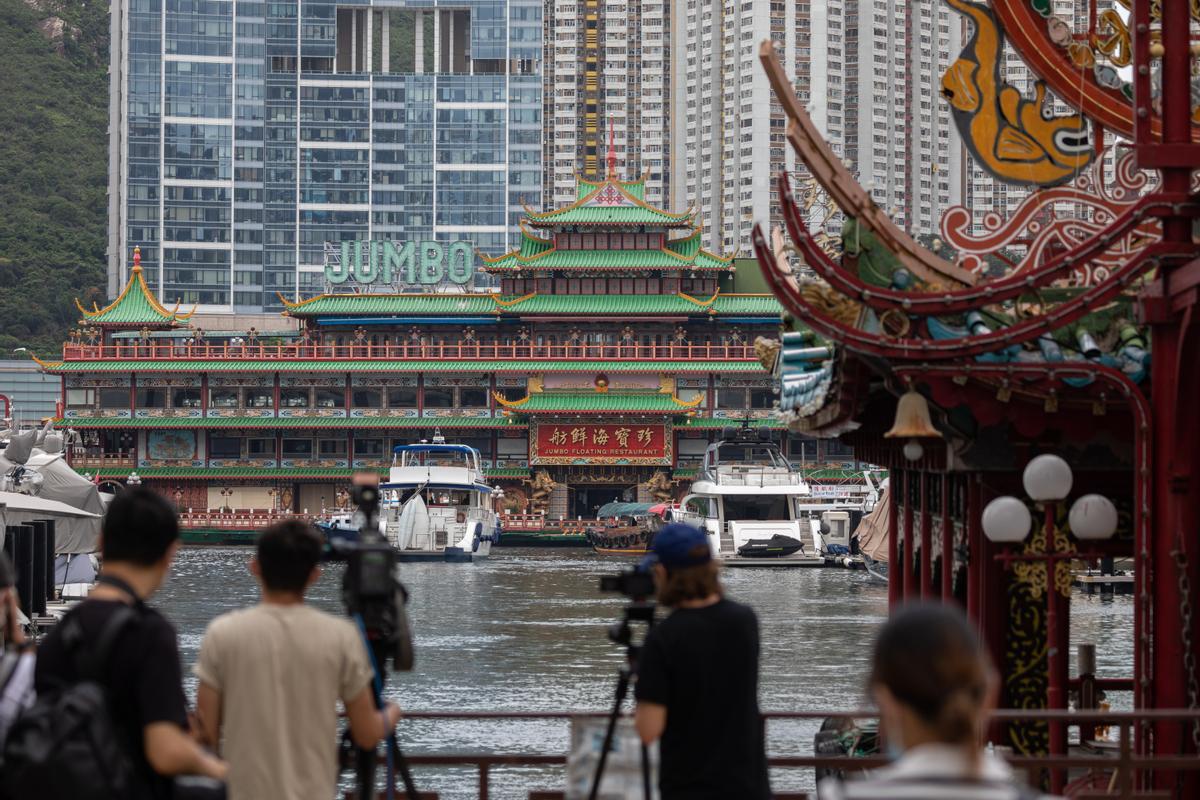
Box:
884, 390, 942, 439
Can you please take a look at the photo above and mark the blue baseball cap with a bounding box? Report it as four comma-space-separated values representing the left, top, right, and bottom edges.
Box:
645, 523, 712, 570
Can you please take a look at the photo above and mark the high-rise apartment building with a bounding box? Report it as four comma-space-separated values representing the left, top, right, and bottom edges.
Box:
106, 0, 542, 313
672, 0, 967, 254
543, 0, 671, 207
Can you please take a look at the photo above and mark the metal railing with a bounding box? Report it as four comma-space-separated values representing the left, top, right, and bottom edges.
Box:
61, 342, 759, 363
371, 709, 1200, 800
178, 510, 320, 529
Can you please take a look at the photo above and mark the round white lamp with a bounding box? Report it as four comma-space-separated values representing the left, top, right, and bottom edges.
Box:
1068, 494, 1118, 540
1022, 454, 1073, 502
902, 439, 924, 461
982, 495, 1033, 543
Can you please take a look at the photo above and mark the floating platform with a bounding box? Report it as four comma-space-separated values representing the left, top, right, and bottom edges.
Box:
181, 528, 259, 546
1074, 573, 1134, 595
721, 554, 864, 569
497, 530, 589, 547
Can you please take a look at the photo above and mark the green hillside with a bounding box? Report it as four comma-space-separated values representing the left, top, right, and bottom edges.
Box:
0, 0, 108, 356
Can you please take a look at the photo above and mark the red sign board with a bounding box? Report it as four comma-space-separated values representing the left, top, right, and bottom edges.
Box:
531, 423, 671, 465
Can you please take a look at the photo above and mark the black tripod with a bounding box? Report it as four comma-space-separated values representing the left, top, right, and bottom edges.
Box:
350, 637, 421, 800
588, 601, 656, 800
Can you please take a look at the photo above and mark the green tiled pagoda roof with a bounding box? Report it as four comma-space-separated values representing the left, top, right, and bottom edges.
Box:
524, 175, 693, 228
42, 359, 768, 374
74, 465, 531, 479
575, 174, 647, 201
481, 229, 731, 272
677, 417, 782, 429
282, 293, 499, 315
278, 292, 779, 317
60, 416, 525, 428
497, 391, 704, 414
76, 262, 196, 326
526, 205, 693, 226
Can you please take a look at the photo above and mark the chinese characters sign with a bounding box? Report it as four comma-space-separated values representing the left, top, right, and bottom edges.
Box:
531, 423, 671, 465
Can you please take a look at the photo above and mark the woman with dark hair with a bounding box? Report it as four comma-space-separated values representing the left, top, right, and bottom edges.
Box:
819, 603, 1049, 799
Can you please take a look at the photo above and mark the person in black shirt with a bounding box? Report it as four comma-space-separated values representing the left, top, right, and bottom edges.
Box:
634, 523, 770, 800
34, 488, 226, 798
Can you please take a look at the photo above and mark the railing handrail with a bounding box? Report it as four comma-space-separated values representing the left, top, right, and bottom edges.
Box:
61, 341, 759, 363
362, 709, 1200, 800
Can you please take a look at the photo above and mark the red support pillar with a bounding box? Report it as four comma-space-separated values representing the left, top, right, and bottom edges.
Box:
888, 467, 902, 607
919, 471, 932, 597
941, 473, 954, 601
1139, 1, 1200, 787
903, 469, 916, 600
966, 476, 982, 625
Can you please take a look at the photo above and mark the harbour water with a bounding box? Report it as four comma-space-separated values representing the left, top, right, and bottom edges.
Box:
156, 547, 1132, 799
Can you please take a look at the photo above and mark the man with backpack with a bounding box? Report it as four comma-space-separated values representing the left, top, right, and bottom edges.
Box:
0, 552, 34, 741
7, 488, 226, 799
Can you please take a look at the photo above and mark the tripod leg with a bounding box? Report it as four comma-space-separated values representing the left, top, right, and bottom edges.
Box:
355, 745, 377, 800
390, 738, 421, 799
589, 668, 632, 800
640, 743, 652, 800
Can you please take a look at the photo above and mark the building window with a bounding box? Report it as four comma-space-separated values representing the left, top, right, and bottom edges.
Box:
749, 389, 776, 409
352, 388, 383, 408
247, 438, 275, 457
318, 439, 347, 457
355, 438, 384, 457
281, 438, 313, 458
387, 387, 418, 407
210, 389, 240, 408
209, 437, 242, 459
66, 388, 96, 407
281, 388, 309, 408
716, 388, 746, 410
460, 388, 488, 408
98, 388, 130, 409
315, 389, 344, 409
173, 389, 202, 408
423, 387, 454, 408
246, 391, 274, 409
137, 388, 167, 408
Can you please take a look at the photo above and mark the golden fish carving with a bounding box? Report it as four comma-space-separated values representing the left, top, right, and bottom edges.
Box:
941, 0, 1095, 187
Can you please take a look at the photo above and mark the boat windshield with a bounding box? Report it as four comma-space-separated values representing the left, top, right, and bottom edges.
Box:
712, 442, 791, 469
393, 445, 480, 471
723, 495, 791, 521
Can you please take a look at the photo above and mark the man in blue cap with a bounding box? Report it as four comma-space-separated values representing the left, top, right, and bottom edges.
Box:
633, 523, 770, 799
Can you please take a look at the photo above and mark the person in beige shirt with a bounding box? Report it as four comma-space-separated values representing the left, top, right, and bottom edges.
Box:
194, 520, 401, 800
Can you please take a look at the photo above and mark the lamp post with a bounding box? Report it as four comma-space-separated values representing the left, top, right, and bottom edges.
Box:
220, 487, 234, 513
981, 455, 1118, 793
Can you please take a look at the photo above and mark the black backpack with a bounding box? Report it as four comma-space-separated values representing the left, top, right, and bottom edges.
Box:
2, 605, 145, 800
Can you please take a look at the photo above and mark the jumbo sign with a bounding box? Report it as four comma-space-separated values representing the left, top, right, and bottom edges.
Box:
325, 239, 475, 285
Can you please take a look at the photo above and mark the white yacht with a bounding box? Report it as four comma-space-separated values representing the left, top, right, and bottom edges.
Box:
377, 436, 500, 563
674, 426, 871, 566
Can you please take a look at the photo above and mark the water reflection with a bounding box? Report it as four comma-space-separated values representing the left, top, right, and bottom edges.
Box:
155, 548, 1131, 798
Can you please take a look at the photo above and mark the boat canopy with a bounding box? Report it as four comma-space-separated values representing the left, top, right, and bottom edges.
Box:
596, 501, 662, 519
393, 443, 480, 455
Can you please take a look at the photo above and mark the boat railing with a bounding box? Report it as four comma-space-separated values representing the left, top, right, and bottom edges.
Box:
62, 342, 759, 363
368, 708, 1200, 799
712, 465, 807, 488
501, 513, 546, 531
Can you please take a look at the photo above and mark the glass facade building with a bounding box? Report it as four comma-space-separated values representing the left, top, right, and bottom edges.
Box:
107, 0, 543, 312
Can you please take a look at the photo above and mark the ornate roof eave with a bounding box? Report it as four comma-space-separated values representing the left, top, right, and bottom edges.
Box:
753, 224, 1185, 364
776, 173, 1189, 318
523, 177, 694, 226
757, 40, 977, 288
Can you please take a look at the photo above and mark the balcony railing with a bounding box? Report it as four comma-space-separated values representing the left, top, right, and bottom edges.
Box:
353, 709, 1200, 800
61, 342, 759, 363
70, 452, 137, 468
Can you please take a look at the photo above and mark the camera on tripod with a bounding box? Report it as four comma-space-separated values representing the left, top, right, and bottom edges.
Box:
598, 566, 656, 600
325, 476, 413, 674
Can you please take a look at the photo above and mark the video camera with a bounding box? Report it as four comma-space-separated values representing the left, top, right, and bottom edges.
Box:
598, 567, 656, 600
327, 477, 413, 674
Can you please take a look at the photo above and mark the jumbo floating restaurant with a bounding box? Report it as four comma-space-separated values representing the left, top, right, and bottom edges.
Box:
37, 162, 860, 523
